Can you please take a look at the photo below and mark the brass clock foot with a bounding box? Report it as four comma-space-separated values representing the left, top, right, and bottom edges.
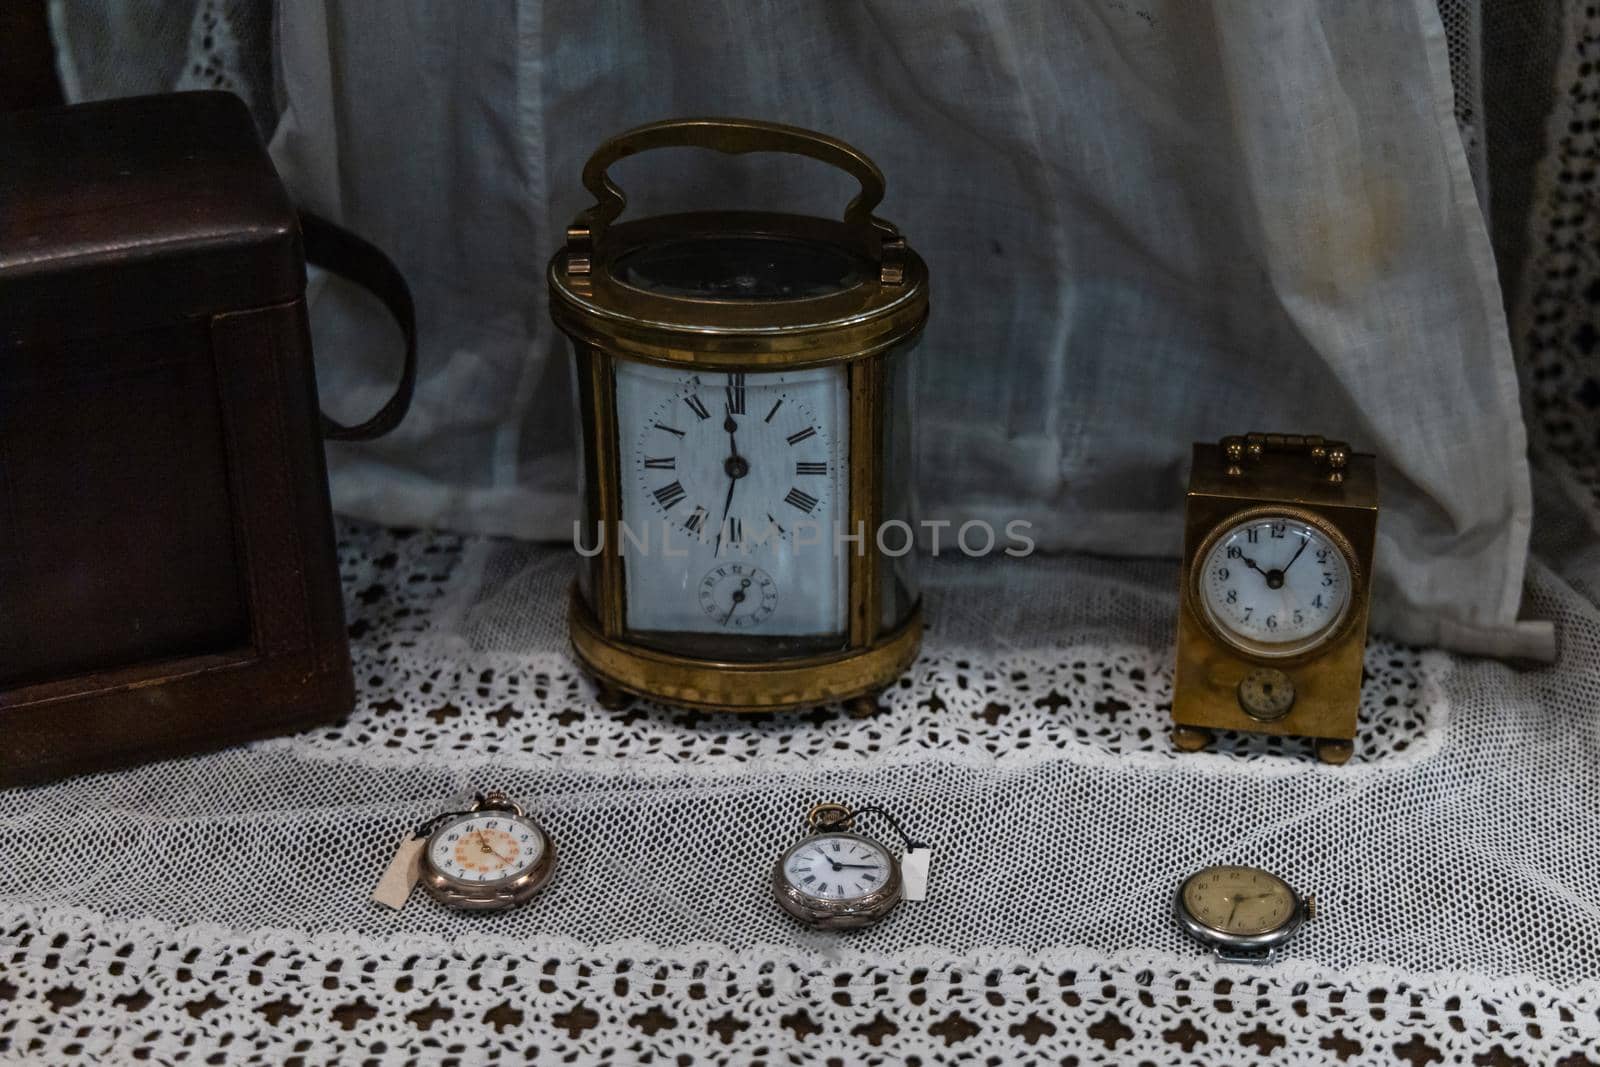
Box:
1172, 725, 1213, 753
1314, 738, 1354, 765
593, 681, 634, 711
846, 694, 882, 719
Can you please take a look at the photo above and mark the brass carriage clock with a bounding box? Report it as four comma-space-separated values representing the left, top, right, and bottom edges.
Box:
1172, 434, 1378, 764
550, 118, 927, 715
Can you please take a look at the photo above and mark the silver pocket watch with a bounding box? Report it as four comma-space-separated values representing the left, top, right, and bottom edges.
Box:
417, 791, 557, 910
1175, 864, 1315, 963
773, 802, 922, 929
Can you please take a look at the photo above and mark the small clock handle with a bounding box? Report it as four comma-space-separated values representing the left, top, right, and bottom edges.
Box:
566, 117, 905, 284
1222, 432, 1350, 484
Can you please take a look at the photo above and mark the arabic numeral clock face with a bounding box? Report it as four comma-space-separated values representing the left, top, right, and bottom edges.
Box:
1197, 515, 1354, 657
774, 832, 901, 928
1175, 863, 1314, 962
421, 810, 555, 909
1182, 866, 1296, 936
615, 360, 849, 643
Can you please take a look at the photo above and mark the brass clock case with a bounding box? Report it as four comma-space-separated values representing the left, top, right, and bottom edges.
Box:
551, 118, 927, 714
1172, 434, 1379, 762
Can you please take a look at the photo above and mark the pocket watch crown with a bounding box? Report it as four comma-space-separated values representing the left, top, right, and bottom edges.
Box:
807, 801, 854, 832
474, 789, 523, 815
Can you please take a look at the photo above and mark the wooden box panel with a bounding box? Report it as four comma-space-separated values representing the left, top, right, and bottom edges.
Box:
0, 321, 248, 688
0, 93, 354, 786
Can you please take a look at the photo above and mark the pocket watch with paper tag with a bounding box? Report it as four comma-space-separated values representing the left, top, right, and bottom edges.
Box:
1172, 434, 1378, 764
772, 802, 928, 929
374, 791, 556, 912
1175, 864, 1316, 964
550, 118, 928, 718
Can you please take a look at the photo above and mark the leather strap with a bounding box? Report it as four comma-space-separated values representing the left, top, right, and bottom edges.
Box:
299, 210, 417, 442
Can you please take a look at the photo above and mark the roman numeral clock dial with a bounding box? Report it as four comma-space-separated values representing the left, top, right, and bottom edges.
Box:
613, 361, 850, 638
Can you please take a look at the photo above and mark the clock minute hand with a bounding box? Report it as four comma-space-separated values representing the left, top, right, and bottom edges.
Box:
713, 474, 737, 556
1239, 553, 1269, 581
475, 831, 511, 863
1281, 533, 1311, 574
721, 579, 750, 625
714, 413, 743, 557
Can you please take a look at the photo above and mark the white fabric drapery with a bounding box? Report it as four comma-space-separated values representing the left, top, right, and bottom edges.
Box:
254, 0, 1551, 658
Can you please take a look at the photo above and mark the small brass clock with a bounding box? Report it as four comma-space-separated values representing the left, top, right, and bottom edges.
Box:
549, 118, 927, 715
1172, 434, 1378, 764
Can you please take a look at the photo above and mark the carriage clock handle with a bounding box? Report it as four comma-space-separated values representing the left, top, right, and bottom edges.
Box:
565, 117, 905, 285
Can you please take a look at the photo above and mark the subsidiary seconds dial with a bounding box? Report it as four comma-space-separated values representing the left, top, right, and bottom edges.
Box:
1197, 515, 1353, 657
699, 563, 777, 627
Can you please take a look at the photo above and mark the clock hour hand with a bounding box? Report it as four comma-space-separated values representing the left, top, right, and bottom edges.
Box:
831, 863, 880, 870
474, 831, 511, 863
1238, 553, 1269, 580
1239, 548, 1288, 590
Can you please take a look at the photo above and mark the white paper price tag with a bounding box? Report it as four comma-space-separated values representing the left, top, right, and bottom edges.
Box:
901, 847, 932, 902
371, 837, 424, 909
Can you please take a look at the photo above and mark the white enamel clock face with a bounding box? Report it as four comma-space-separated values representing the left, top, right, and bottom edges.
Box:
614, 360, 849, 638
427, 813, 547, 884
1197, 515, 1353, 656
780, 834, 893, 901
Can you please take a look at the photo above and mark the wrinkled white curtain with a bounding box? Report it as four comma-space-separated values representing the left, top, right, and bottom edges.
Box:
55, 0, 1550, 658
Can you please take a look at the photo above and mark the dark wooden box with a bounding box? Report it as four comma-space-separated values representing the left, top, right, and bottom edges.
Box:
0, 92, 353, 786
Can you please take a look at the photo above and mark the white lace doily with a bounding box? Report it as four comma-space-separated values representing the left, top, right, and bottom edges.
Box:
6, 903, 1597, 1066
4, 492, 1600, 1064
303, 527, 1447, 775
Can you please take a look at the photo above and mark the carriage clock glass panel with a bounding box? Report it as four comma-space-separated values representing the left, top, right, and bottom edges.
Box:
879, 343, 919, 630
614, 359, 850, 643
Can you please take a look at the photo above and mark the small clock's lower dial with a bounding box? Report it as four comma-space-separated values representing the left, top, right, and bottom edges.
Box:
1237, 667, 1296, 721
698, 563, 777, 628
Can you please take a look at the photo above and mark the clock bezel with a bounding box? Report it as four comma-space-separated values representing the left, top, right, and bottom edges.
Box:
1188, 505, 1364, 662
772, 831, 903, 929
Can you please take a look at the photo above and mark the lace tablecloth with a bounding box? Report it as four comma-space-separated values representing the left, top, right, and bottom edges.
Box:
5, 460, 1600, 1067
